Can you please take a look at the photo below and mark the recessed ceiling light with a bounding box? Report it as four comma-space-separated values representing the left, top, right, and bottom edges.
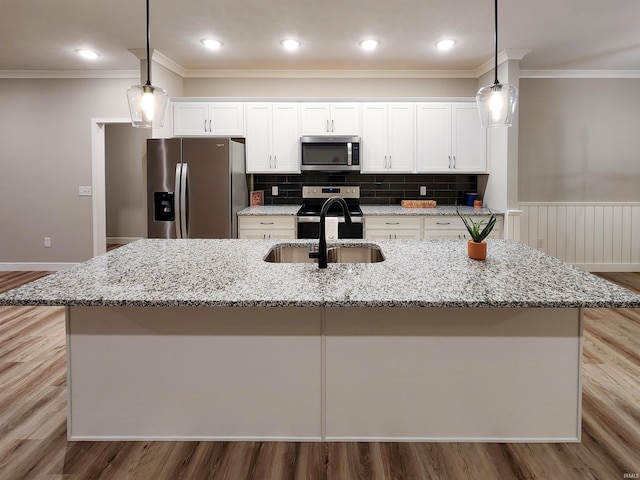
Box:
436, 39, 456, 51
201, 39, 223, 50
76, 49, 99, 60
280, 39, 301, 50
359, 39, 380, 51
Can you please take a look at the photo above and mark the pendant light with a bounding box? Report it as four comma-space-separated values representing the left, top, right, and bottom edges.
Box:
126, 0, 169, 128
476, 0, 517, 127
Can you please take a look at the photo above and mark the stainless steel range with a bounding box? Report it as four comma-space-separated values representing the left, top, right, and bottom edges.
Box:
296, 185, 364, 239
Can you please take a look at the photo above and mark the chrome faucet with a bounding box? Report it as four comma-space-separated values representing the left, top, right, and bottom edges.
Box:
309, 196, 352, 268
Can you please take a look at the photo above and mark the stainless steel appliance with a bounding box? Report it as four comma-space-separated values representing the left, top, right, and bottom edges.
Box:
147, 137, 248, 239
300, 136, 360, 172
296, 185, 364, 239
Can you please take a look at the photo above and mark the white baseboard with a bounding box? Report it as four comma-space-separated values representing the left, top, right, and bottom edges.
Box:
0, 262, 79, 272
574, 263, 640, 273
106, 237, 143, 245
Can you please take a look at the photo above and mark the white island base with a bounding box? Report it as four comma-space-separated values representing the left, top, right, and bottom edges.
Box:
66, 306, 582, 442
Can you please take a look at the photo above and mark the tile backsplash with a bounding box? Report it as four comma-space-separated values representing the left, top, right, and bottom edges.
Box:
252, 172, 479, 205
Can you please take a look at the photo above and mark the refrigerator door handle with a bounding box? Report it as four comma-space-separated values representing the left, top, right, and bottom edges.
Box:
174, 163, 183, 238
181, 163, 189, 238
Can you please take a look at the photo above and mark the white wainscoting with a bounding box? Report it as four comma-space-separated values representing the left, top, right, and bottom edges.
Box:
519, 203, 640, 272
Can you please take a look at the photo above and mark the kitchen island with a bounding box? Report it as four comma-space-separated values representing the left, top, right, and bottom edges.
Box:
1, 239, 639, 442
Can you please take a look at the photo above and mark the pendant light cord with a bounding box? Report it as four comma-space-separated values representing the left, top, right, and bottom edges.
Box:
493, 0, 499, 85
145, 0, 151, 86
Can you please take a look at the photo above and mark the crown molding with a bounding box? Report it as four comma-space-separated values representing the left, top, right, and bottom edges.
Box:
180, 69, 479, 79
152, 51, 188, 78
0, 70, 138, 79
474, 49, 532, 77
520, 69, 640, 79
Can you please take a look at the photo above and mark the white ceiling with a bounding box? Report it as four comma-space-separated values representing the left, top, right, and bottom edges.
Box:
2, 0, 639, 74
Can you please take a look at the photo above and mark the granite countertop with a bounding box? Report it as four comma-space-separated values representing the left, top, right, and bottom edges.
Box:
1, 239, 638, 309
361, 205, 501, 216
237, 205, 500, 216
237, 205, 300, 216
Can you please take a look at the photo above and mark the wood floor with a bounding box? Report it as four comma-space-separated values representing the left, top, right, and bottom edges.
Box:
0, 271, 638, 480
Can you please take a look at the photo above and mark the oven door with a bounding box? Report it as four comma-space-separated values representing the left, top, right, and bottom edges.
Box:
297, 217, 364, 239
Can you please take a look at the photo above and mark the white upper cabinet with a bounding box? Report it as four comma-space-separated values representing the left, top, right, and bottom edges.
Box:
300, 103, 361, 135
173, 102, 245, 136
361, 103, 415, 173
245, 103, 300, 173
416, 103, 485, 173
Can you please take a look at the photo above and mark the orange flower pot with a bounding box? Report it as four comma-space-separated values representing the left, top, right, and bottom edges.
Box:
467, 240, 487, 260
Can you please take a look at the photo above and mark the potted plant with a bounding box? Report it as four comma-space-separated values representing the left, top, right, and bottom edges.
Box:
456, 209, 497, 260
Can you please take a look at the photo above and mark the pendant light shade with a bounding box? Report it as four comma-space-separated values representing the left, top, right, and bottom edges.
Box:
476, 0, 517, 127
127, 0, 168, 128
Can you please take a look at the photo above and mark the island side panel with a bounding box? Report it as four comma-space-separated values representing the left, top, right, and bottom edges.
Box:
324, 307, 582, 442
66, 306, 323, 441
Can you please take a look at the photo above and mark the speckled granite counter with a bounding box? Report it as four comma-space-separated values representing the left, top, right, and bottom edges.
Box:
236, 204, 500, 216
1, 239, 638, 308
237, 205, 300, 216
360, 205, 501, 216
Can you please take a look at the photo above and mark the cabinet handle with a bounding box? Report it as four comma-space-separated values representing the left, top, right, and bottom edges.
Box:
326, 120, 329, 132
385, 222, 400, 225
448, 155, 452, 169
452, 155, 456, 168
260, 222, 274, 225
436, 222, 451, 225
331, 119, 335, 132
209, 119, 212, 132
204, 119, 207, 132
274, 155, 277, 168
389, 155, 392, 168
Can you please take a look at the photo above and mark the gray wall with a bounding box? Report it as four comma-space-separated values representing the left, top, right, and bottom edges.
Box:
518, 78, 640, 202
184, 77, 478, 98
105, 124, 146, 240
0, 77, 133, 263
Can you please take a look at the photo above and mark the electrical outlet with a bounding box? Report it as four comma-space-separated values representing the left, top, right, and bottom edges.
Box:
537, 238, 544, 249
420, 186, 427, 196
272, 186, 278, 196
79, 186, 92, 196
44, 237, 51, 248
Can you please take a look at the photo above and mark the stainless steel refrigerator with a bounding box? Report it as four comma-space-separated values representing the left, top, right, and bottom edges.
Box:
147, 137, 248, 239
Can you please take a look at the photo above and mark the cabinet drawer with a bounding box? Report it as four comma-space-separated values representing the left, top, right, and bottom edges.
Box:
365, 216, 422, 230
238, 216, 295, 230
423, 216, 464, 230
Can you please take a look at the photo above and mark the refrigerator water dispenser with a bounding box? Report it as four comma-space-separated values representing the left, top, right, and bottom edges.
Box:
154, 192, 175, 222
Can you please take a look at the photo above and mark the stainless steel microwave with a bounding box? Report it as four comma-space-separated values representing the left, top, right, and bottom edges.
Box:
300, 136, 360, 172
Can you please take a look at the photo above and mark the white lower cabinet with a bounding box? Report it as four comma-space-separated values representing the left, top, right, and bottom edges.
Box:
423, 216, 502, 240
364, 216, 422, 240
238, 216, 296, 240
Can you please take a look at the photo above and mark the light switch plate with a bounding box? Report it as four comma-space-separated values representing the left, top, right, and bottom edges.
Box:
272, 186, 278, 196
79, 186, 92, 196
420, 186, 427, 196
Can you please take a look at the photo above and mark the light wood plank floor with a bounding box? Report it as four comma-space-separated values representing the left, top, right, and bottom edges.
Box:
0, 271, 638, 479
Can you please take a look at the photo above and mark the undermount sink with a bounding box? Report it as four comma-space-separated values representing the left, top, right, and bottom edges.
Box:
264, 244, 385, 264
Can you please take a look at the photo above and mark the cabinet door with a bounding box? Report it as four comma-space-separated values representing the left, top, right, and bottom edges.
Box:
416, 103, 451, 172
360, 104, 389, 173
172, 103, 209, 136
330, 104, 361, 135
300, 103, 331, 135
245, 104, 273, 173
387, 103, 415, 172
210, 103, 245, 136
271, 103, 300, 173
451, 104, 485, 172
